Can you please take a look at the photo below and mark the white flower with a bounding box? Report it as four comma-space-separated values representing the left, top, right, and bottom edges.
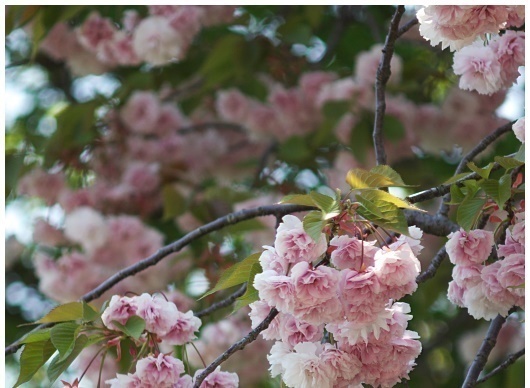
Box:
281, 342, 334, 388
64, 206, 108, 252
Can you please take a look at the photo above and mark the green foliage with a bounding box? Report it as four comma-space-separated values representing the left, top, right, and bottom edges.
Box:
479, 175, 512, 208
356, 196, 409, 235
233, 262, 262, 311
47, 335, 89, 384
201, 252, 261, 299
50, 322, 81, 361
302, 210, 327, 241
346, 166, 411, 190
14, 340, 56, 387
466, 161, 495, 179
36, 302, 97, 324
494, 155, 524, 170
111, 316, 146, 340
457, 193, 486, 231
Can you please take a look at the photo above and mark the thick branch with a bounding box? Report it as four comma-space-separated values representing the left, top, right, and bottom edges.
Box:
5, 204, 312, 356
439, 121, 515, 216
416, 246, 447, 283
462, 314, 508, 387
193, 308, 279, 387
405, 210, 458, 237
373, 5, 406, 166
177, 122, 246, 135
194, 284, 247, 319
476, 348, 525, 384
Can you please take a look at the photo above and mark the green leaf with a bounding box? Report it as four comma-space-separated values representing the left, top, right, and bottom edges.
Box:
302, 210, 327, 242
355, 195, 384, 218
50, 322, 81, 362
442, 172, 473, 185
20, 329, 52, 344
447, 184, 465, 205
82, 302, 100, 322
480, 176, 512, 208
359, 189, 425, 212
14, 340, 55, 387
111, 316, 146, 340
494, 156, 524, 170
36, 302, 84, 324
162, 184, 187, 220
234, 262, 262, 311
6, 5, 42, 35
47, 335, 88, 385
498, 174, 512, 207
356, 200, 409, 235
201, 252, 262, 299
514, 143, 525, 162
457, 194, 486, 231
280, 194, 316, 207
309, 191, 341, 219
467, 161, 494, 179
346, 167, 411, 190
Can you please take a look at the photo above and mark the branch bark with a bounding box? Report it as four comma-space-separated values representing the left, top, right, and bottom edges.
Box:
476, 348, 525, 384
373, 5, 406, 166
192, 308, 279, 387
194, 284, 247, 319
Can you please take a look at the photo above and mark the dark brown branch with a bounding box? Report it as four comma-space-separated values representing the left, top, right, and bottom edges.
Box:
416, 246, 447, 283
462, 314, 509, 387
396, 17, 418, 38
5, 204, 312, 356
194, 284, 247, 319
405, 210, 459, 237
439, 121, 515, 216
476, 348, 525, 384
373, 5, 406, 166
192, 308, 279, 387
177, 122, 246, 135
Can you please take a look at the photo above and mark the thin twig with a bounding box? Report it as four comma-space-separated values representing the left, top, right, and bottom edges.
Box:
373, 5, 406, 166
439, 121, 515, 217
192, 308, 279, 387
396, 17, 418, 38
251, 140, 278, 188
416, 246, 448, 283
177, 122, 246, 135
476, 348, 525, 384
4, 204, 313, 356
462, 314, 509, 387
194, 284, 247, 319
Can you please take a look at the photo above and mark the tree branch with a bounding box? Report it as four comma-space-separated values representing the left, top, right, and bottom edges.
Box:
192, 308, 279, 387
462, 314, 509, 387
405, 210, 458, 237
373, 5, 406, 166
5, 204, 312, 356
416, 246, 448, 283
438, 121, 515, 216
476, 348, 525, 384
177, 122, 246, 135
194, 284, 247, 319
396, 16, 418, 38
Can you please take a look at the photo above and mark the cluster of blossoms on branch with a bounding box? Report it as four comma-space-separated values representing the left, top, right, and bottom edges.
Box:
40, 5, 236, 74
417, 5, 525, 95
447, 205, 525, 320
250, 215, 423, 387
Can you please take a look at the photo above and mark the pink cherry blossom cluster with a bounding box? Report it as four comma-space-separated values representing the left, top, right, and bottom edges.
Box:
106, 353, 238, 388
102, 293, 201, 345
39, 6, 236, 74
29, 206, 189, 303
447, 214, 525, 320
251, 215, 423, 387
417, 6, 525, 95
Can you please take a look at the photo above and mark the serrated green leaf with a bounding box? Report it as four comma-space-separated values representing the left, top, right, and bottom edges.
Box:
498, 174, 512, 207
457, 194, 486, 231
50, 322, 81, 362
47, 335, 88, 385
467, 161, 494, 179
480, 175, 512, 208
309, 191, 340, 219
280, 194, 316, 207
82, 302, 100, 322
494, 156, 524, 170
356, 200, 409, 235
234, 262, 262, 311
20, 329, 52, 344
36, 302, 84, 324
201, 252, 262, 299
355, 196, 384, 218
370, 165, 406, 186
346, 168, 411, 190
111, 316, 146, 340
462, 180, 480, 196
360, 189, 425, 212
303, 211, 326, 242
14, 340, 56, 387
443, 172, 473, 185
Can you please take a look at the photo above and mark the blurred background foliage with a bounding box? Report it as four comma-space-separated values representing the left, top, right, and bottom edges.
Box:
5, 5, 524, 387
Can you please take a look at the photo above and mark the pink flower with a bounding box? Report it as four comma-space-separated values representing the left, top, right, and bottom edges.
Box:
106, 373, 142, 387
216, 89, 251, 123
64, 207, 109, 253
249, 300, 282, 340
135, 293, 179, 337
390, 226, 424, 257
40, 23, 78, 61
321, 344, 362, 383
299, 71, 337, 103
293, 298, 343, 326
120, 91, 161, 134
281, 342, 334, 388
133, 16, 186, 66
463, 283, 511, 320
32, 219, 67, 247
497, 227, 525, 257
373, 247, 420, 299
268, 341, 293, 377
447, 280, 466, 307
497, 253, 525, 291
274, 215, 327, 265
101, 295, 138, 331
135, 354, 184, 386
258, 246, 289, 275
17, 168, 66, 205
279, 314, 324, 347
481, 261, 517, 309
161, 310, 202, 345
446, 228, 494, 265
76, 11, 116, 51
329, 235, 379, 270
291, 262, 339, 304
122, 162, 161, 194
512, 117, 525, 143
194, 366, 239, 388
453, 42, 502, 95
506, 6, 525, 28
452, 264, 483, 288
254, 270, 295, 313
355, 44, 403, 85
175, 375, 193, 388
491, 31, 525, 89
